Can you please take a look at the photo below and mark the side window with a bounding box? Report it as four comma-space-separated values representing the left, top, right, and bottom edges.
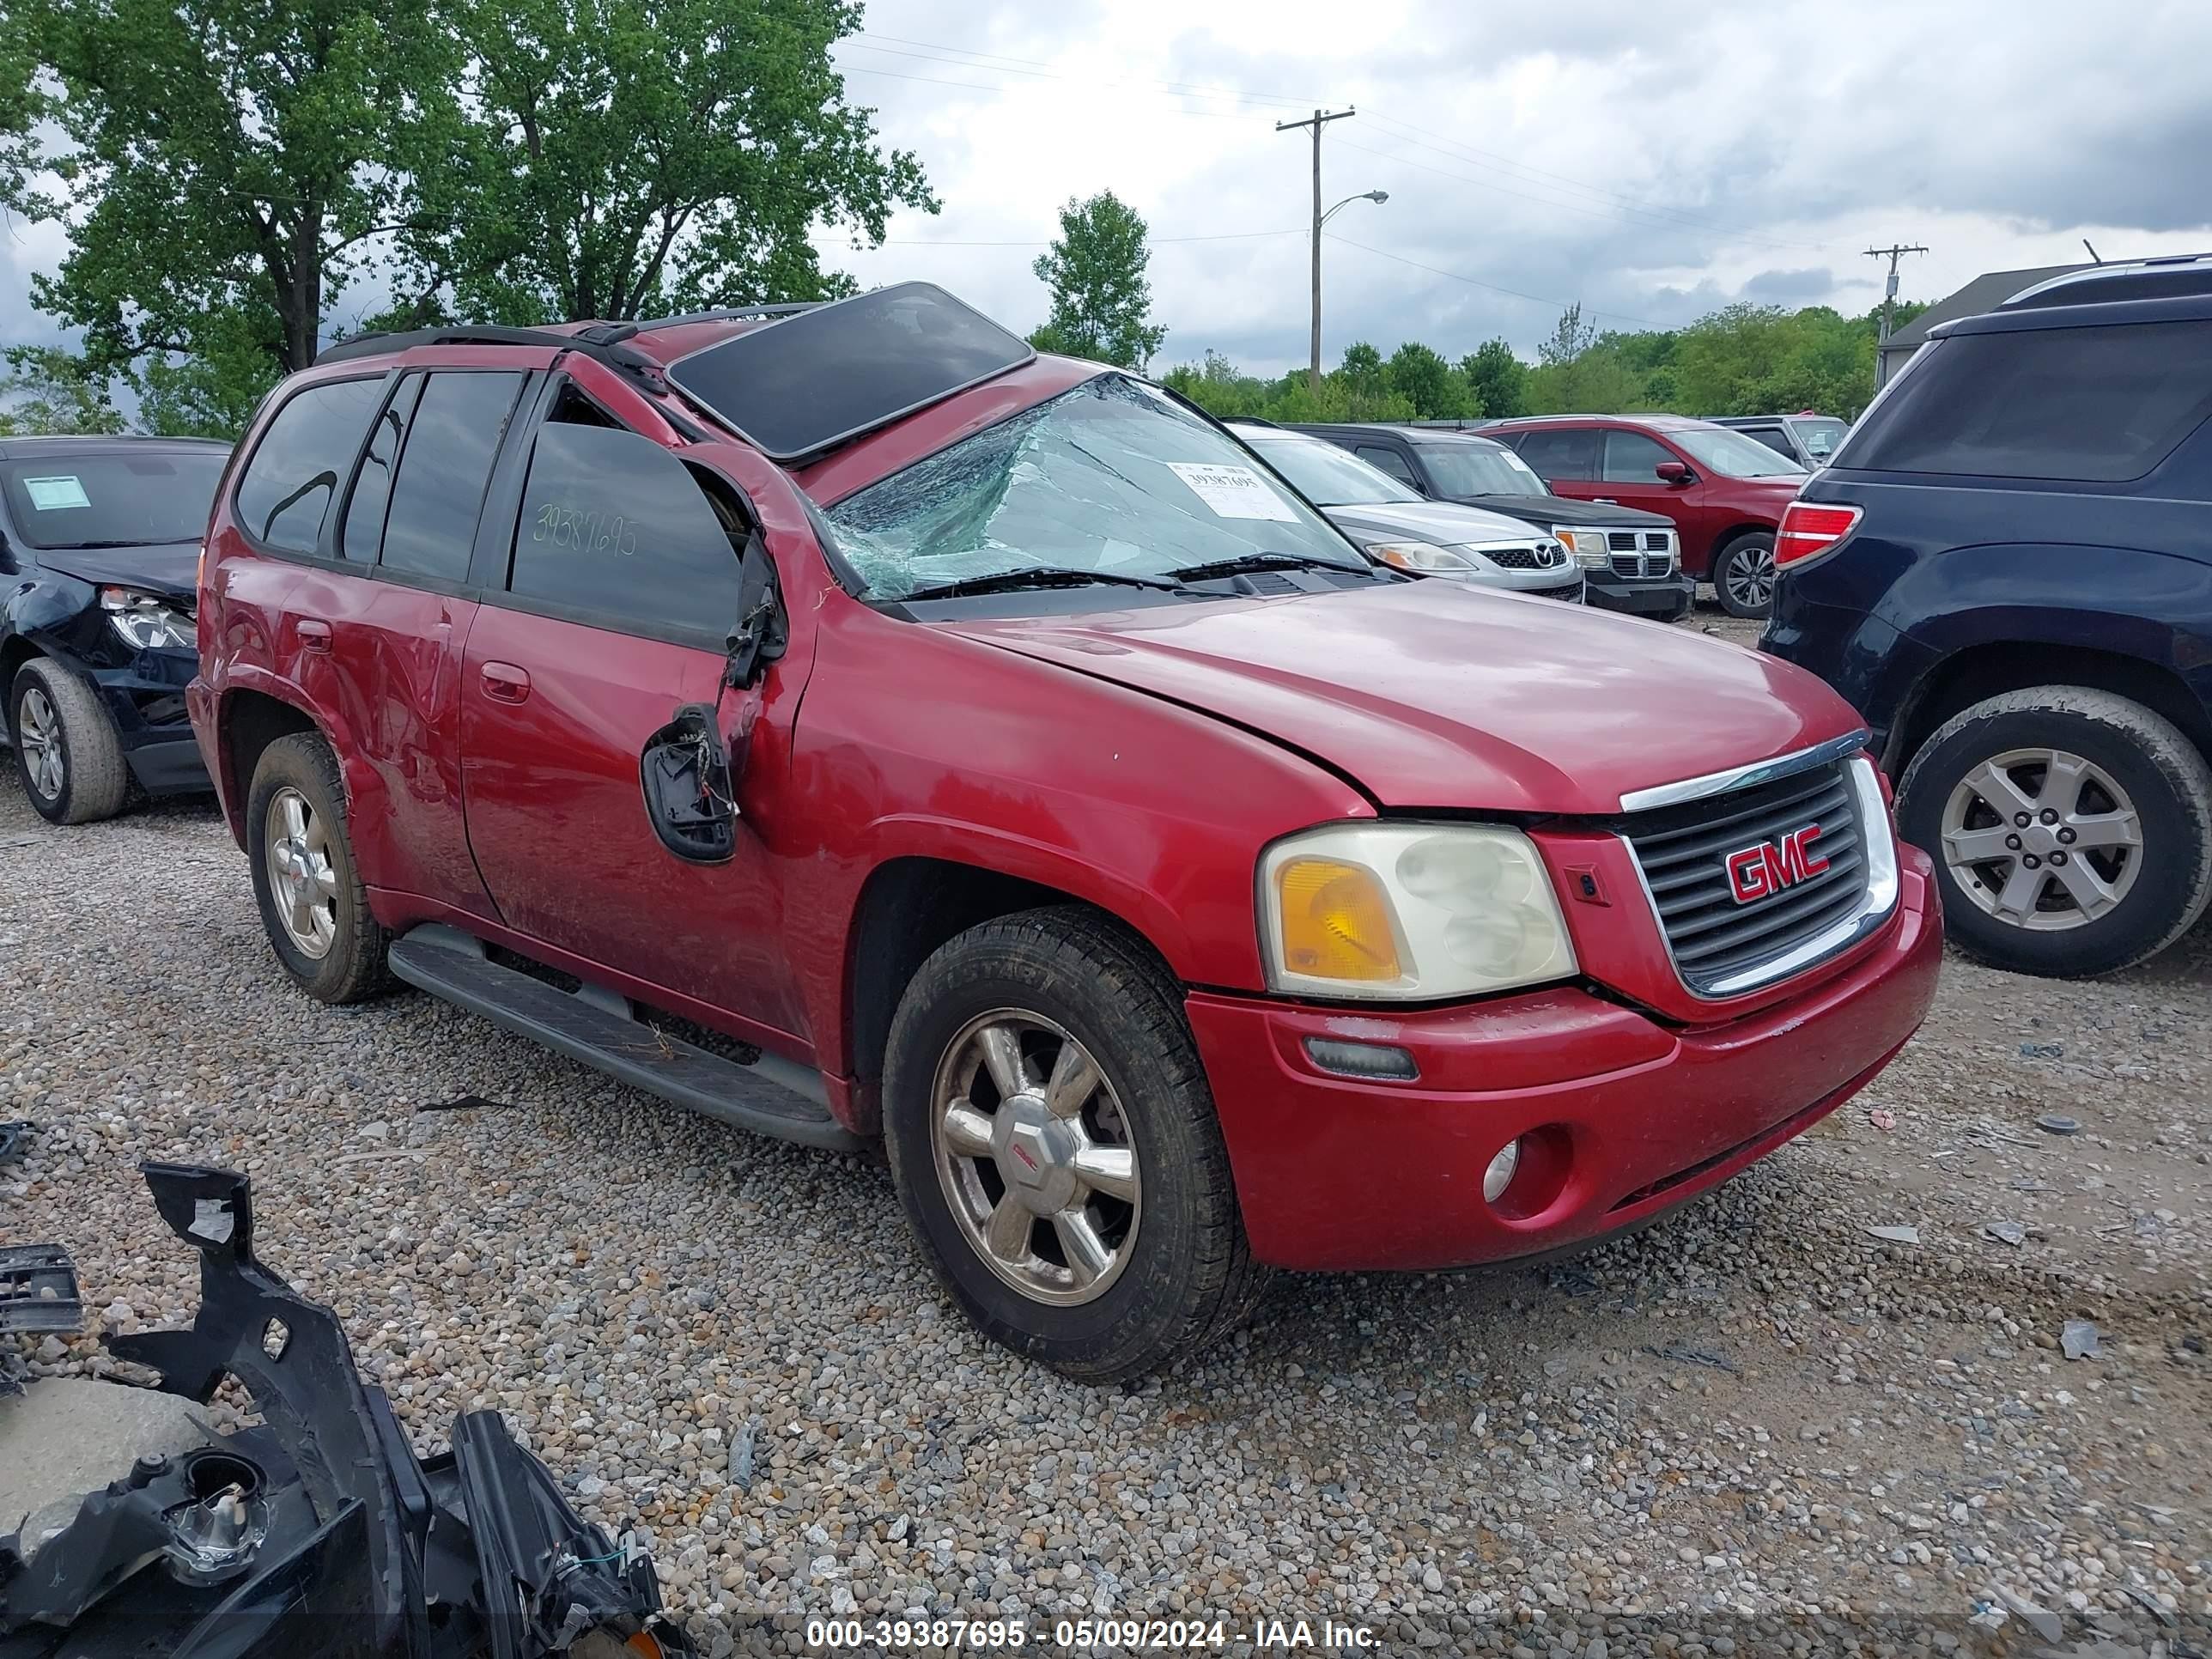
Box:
234, 378, 384, 555
380, 372, 526, 582
1515, 428, 1601, 480
508, 423, 743, 640
340, 375, 423, 562
1602, 430, 1679, 482
1740, 426, 1795, 459
1355, 444, 1418, 485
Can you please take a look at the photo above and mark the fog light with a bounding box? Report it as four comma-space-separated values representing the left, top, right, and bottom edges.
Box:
1302, 1037, 1418, 1081
1482, 1138, 1522, 1203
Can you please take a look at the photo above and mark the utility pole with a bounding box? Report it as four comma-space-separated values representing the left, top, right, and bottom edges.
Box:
1863, 243, 1929, 344
1279, 106, 1356, 389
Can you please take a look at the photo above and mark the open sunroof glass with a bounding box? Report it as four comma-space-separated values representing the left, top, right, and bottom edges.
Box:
665, 283, 1036, 462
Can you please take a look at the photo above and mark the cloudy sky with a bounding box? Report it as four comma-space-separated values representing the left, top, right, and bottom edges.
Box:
807, 0, 2212, 374
6, 0, 2209, 377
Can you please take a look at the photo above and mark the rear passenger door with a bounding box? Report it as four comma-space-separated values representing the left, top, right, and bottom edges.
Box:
457, 366, 811, 1043
1510, 427, 1603, 504
317, 365, 532, 916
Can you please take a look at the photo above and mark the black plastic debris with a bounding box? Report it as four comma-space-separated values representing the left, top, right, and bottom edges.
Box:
0, 1163, 694, 1658
0, 1245, 82, 1337
0, 1122, 29, 1164
415, 1095, 516, 1115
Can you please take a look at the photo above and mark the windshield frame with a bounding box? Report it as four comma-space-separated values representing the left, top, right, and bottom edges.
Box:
1, 447, 232, 552
1670, 424, 1810, 479
817, 374, 1374, 605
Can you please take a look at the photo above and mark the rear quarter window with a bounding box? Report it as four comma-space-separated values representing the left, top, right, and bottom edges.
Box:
1844, 319, 2212, 483
233, 378, 385, 555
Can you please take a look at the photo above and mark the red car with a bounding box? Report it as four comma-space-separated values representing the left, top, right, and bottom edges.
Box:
1483, 414, 1808, 619
190, 285, 1939, 1379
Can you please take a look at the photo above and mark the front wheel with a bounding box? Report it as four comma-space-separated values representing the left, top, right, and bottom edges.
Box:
9, 659, 130, 825
882, 907, 1265, 1382
1714, 532, 1778, 619
1897, 686, 2212, 976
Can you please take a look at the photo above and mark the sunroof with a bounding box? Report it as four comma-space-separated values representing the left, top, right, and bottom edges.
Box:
665, 283, 1036, 462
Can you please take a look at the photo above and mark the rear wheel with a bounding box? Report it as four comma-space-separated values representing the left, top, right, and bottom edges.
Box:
883, 906, 1265, 1382
1897, 687, 2212, 976
1714, 532, 1778, 619
246, 732, 391, 1002
9, 659, 130, 825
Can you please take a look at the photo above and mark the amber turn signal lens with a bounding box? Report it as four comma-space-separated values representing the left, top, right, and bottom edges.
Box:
1274, 856, 1402, 981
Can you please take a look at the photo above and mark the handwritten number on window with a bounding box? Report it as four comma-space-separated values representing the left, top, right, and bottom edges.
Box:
532, 501, 639, 558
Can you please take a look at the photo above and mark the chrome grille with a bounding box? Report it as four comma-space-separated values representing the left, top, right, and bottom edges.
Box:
1623, 759, 1868, 995
1602, 528, 1676, 580
1607, 531, 1639, 552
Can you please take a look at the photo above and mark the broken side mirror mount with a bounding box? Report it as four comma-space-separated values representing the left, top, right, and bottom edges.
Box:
640, 704, 738, 864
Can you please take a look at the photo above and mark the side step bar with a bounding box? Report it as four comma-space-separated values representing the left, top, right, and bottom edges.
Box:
387, 925, 860, 1152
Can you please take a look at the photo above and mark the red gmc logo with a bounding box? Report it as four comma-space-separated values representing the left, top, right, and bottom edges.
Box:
1724, 824, 1828, 904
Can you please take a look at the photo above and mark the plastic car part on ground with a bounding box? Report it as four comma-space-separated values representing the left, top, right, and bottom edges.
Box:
0, 1161, 693, 1658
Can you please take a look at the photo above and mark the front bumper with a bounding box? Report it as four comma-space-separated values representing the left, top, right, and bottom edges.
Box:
1187, 849, 1941, 1272
1584, 569, 1694, 616
93, 646, 209, 793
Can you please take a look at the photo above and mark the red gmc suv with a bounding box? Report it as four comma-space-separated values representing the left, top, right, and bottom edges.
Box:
1482, 414, 1809, 619
190, 285, 1940, 1379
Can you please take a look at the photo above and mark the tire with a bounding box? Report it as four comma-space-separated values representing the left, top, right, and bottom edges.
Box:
882, 906, 1266, 1382
9, 658, 130, 825
1897, 686, 2212, 977
245, 732, 391, 1002
1713, 532, 1778, 619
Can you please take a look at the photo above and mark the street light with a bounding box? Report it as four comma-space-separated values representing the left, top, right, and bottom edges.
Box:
1308, 190, 1388, 387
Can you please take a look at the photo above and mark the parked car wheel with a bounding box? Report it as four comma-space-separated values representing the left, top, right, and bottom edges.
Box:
246, 732, 391, 1003
883, 906, 1266, 1382
1714, 532, 1778, 619
1898, 687, 2212, 976
9, 658, 130, 825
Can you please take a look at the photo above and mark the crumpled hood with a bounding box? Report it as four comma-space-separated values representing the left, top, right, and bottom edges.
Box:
939, 581, 1864, 815
1322, 497, 1553, 548
34, 540, 198, 605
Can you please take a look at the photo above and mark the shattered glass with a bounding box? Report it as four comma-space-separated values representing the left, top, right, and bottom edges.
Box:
822, 375, 1364, 600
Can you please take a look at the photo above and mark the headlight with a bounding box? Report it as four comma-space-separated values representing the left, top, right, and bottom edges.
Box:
1364, 539, 1479, 574
1259, 823, 1578, 1000
100, 586, 195, 651
1556, 527, 1612, 570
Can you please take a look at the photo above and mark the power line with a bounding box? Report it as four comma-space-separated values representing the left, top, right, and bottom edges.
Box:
1322, 233, 1667, 329
1863, 242, 1929, 343
880, 228, 1303, 247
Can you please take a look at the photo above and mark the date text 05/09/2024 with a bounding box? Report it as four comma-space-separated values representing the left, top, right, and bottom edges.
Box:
802, 1616, 1379, 1650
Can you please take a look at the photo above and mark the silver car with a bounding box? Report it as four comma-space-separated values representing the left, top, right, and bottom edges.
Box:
1230, 423, 1583, 600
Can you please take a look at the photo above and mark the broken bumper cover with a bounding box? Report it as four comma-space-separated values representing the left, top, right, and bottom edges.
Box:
0, 1163, 693, 1658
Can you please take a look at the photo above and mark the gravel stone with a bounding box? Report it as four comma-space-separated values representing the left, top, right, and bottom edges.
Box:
3, 605, 2207, 1656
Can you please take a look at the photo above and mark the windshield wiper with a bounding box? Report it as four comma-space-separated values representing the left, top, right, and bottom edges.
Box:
1164, 551, 1364, 583
48, 538, 182, 550
893, 566, 1188, 603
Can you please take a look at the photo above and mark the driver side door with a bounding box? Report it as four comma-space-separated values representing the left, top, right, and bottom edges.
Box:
457, 368, 812, 1043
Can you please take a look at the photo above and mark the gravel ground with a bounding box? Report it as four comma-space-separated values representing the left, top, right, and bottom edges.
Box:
3, 602, 2207, 1657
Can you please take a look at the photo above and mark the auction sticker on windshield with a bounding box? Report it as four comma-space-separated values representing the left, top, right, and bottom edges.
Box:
23, 476, 91, 511
1167, 461, 1297, 522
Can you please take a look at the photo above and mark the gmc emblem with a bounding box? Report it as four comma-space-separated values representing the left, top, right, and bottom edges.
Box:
1724, 824, 1828, 904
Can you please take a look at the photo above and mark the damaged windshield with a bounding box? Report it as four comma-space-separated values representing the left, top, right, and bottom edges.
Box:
820, 374, 1368, 601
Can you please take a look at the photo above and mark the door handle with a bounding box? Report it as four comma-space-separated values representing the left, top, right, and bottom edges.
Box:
480, 660, 532, 704
297, 618, 333, 653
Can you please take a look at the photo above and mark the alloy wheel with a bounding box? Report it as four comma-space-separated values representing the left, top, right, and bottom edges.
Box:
1724, 543, 1776, 611
929, 1008, 1140, 1306
1940, 746, 2143, 931
15, 686, 64, 800
264, 786, 341, 959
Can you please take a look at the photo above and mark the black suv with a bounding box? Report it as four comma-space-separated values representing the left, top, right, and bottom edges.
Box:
1765, 255, 2212, 976
1, 435, 228, 823
1291, 423, 1692, 619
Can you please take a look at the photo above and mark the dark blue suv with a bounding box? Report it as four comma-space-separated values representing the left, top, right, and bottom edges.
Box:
1765, 256, 2212, 977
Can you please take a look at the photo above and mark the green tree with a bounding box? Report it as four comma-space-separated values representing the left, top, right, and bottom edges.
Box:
1537, 302, 1597, 368
1029, 191, 1167, 370
421, 0, 933, 325
0, 346, 125, 434
1524, 349, 1649, 415
1385, 341, 1476, 419
1460, 339, 1528, 419
1336, 341, 1389, 400
6, 0, 464, 426
1161, 349, 1268, 420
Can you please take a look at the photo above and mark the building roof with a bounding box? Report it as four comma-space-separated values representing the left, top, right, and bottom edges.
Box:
1880, 264, 2094, 354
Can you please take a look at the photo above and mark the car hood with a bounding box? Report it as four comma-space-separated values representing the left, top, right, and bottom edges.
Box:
1320, 499, 1552, 547
1455, 493, 1674, 530
34, 540, 199, 605
939, 581, 1863, 814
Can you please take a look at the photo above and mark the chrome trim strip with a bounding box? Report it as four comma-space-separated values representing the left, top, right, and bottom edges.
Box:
1619, 754, 1900, 1001
1616, 730, 1869, 814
